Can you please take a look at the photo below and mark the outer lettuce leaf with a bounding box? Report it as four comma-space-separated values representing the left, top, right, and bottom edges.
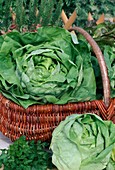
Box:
50, 114, 115, 170
91, 45, 115, 99
103, 46, 115, 98
106, 146, 115, 170
0, 27, 96, 108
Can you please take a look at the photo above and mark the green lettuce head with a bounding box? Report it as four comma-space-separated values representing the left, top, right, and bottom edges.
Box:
50, 114, 115, 170
0, 27, 96, 108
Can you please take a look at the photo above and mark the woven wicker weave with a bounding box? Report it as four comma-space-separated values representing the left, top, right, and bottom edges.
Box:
0, 27, 115, 141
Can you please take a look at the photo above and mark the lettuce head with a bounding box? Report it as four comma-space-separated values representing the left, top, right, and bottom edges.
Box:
50, 113, 115, 170
0, 27, 96, 108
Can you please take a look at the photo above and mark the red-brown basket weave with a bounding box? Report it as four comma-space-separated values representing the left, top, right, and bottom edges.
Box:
0, 27, 115, 141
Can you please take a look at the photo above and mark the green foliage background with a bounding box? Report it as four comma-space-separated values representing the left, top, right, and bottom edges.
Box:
0, 0, 115, 31
63, 0, 115, 26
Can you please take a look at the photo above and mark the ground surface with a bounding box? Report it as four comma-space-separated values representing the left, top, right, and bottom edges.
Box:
0, 132, 12, 150
0, 133, 12, 170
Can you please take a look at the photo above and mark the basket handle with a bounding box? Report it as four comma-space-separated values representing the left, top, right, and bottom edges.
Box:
69, 27, 110, 107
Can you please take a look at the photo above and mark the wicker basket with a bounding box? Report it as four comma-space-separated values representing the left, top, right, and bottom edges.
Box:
0, 27, 115, 141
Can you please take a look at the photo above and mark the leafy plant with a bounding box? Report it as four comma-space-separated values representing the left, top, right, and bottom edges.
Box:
15, 0, 25, 30
0, 0, 115, 32
0, 27, 96, 108
86, 23, 115, 46
0, 0, 63, 32
63, 0, 115, 27
50, 113, 115, 170
0, 136, 54, 170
